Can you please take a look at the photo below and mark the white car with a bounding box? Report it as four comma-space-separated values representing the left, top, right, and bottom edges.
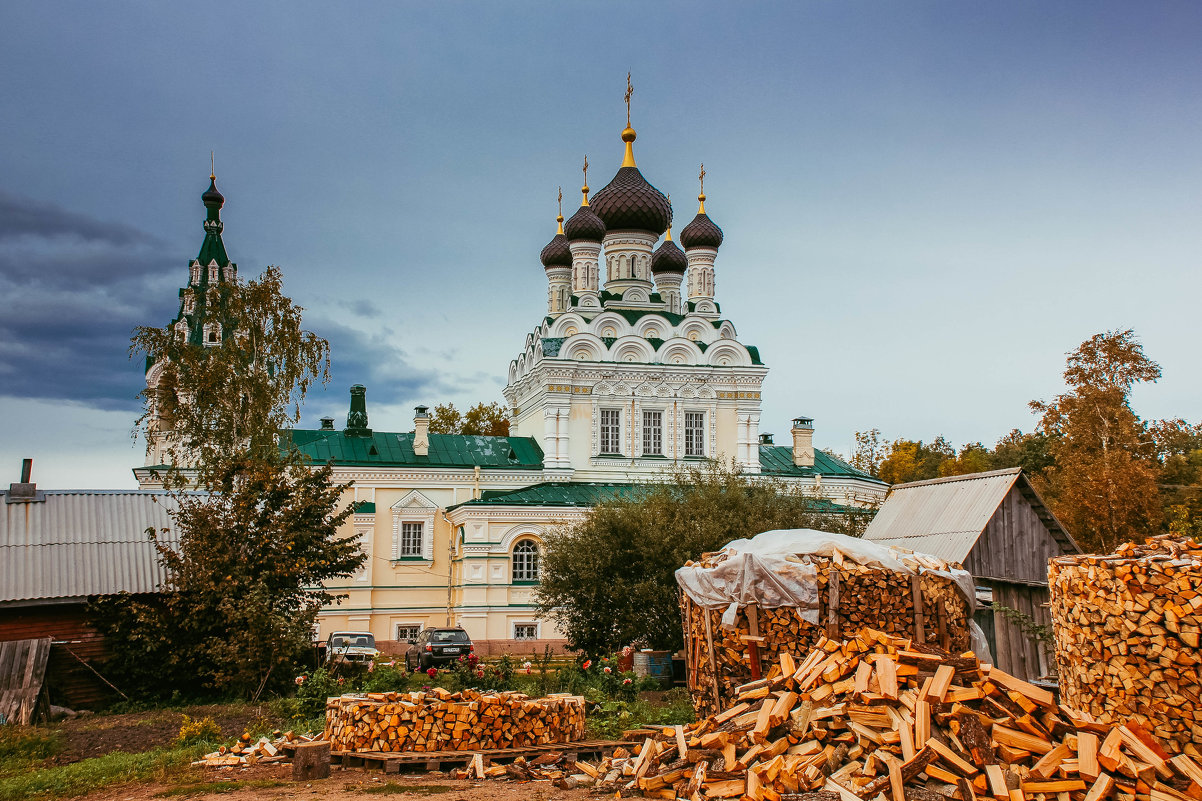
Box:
325, 631, 379, 666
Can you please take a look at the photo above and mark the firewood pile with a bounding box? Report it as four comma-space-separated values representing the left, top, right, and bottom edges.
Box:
472, 629, 1202, 801
323, 688, 586, 752
1050, 534, 1202, 756
192, 730, 314, 767
680, 543, 972, 717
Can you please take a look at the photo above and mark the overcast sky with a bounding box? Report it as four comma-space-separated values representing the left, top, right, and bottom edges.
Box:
2, 2, 1200, 488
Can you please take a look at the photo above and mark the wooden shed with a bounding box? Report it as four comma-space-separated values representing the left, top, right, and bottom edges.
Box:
863, 467, 1079, 681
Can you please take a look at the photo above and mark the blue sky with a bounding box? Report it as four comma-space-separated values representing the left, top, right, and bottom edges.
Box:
2, 2, 1199, 487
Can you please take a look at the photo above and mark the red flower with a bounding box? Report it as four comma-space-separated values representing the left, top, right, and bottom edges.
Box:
603, 666, 611, 674
622, 678, 632, 685
426, 667, 438, 678
476, 670, 484, 678
582, 659, 592, 670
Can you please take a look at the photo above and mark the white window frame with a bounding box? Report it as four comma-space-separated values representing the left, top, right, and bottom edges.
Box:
391, 490, 437, 561
398, 522, 423, 557
684, 411, 706, 457
512, 539, 540, 582
599, 408, 622, 455
642, 409, 663, 455
512, 622, 539, 641
395, 623, 422, 641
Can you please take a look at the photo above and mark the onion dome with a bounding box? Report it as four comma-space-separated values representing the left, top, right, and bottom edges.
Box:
589, 127, 671, 236
565, 182, 606, 242
540, 213, 572, 268
202, 175, 224, 209
652, 228, 687, 274
679, 192, 724, 250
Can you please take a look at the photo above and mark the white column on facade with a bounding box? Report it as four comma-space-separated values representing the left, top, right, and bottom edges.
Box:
569, 241, 601, 294
602, 231, 657, 295
545, 266, 570, 315
686, 247, 717, 301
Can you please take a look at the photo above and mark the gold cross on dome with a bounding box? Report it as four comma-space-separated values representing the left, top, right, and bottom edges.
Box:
557, 187, 562, 217
699, 164, 706, 194
625, 72, 633, 127
583, 154, 589, 182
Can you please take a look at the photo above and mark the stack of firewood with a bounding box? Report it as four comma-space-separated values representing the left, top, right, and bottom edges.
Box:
323, 688, 586, 753
474, 629, 1202, 801
191, 730, 314, 767
681, 548, 972, 717
1050, 534, 1202, 755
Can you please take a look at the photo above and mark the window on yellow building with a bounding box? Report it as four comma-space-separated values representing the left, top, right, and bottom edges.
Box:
513, 540, 539, 582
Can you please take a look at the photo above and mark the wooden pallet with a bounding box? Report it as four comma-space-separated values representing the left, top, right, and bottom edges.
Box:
332, 740, 625, 774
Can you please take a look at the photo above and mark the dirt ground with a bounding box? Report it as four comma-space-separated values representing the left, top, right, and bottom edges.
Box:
79, 762, 595, 801
50, 703, 283, 764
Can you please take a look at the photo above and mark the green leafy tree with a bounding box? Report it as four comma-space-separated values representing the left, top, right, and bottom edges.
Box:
849, 428, 888, 477
428, 401, 510, 436
877, 437, 955, 484
1150, 418, 1202, 537
428, 403, 464, 435
535, 461, 870, 655
93, 266, 364, 700
988, 429, 1056, 482
937, 442, 993, 477
1030, 329, 1163, 553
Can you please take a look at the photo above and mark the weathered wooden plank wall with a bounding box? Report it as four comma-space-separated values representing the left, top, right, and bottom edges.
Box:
964, 487, 1063, 585
984, 581, 1051, 681
0, 637, 52, 724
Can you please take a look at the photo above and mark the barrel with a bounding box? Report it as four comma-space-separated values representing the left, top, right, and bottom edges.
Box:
632, 650, 673, 686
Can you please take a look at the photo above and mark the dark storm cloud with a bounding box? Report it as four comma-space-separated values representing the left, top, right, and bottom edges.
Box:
301, 316, 446, 425
0, 191, 442, 414
0, 191, 179, 410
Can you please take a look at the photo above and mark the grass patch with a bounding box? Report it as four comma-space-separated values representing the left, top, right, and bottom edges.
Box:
0, 727, 63, 778
361, 784, 453, 795
0, 742, 211, 801
585, 690, 695, 741
156, 779, 287, 796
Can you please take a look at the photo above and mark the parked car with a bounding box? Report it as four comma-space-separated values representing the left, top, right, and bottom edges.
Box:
325, 631, 379, 666
404, 628, 473, 671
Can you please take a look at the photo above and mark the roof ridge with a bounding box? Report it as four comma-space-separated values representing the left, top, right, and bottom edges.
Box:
890, 466, 1022, 490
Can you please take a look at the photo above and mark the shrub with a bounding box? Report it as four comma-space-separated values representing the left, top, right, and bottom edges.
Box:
172, 715, 221, 747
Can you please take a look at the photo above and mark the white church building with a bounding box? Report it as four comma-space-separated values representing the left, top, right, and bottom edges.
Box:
138, 117, 887, 652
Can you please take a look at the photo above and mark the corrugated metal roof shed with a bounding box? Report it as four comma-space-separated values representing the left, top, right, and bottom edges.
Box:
862, 468, 1075, 564
0, 490, 179, 604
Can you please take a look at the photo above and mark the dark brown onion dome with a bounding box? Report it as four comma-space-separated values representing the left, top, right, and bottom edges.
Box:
540, 232, 572, 268
564, 204, 606, 242
589, 167, 672, 235
202, 176, 224, 208
651, 237, 687, 274
679, 211, 724, 250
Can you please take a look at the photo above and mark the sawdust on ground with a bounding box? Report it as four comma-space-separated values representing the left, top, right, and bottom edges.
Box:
77, 762, 596, 801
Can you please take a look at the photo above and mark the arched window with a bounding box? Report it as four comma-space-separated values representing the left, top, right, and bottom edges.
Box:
512, 540, 540, 582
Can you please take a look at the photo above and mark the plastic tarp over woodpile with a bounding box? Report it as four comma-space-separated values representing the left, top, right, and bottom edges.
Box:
676, 529, 978, 627
675, 529, 989, 716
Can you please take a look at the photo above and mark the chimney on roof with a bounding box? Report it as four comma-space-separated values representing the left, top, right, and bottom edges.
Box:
343, 385, 372, 438
6, 458, 44, 504
320, 416, 336, 430
791, 416, 814, 468
413, 405, 430, 456
759, 433, 774, 446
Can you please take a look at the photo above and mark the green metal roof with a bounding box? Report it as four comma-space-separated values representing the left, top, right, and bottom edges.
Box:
758, 446, 885, 484
447, 482, 646, 511
446, 479, 871, 516
197, 231, 229, 268
283, 429, 544, 469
